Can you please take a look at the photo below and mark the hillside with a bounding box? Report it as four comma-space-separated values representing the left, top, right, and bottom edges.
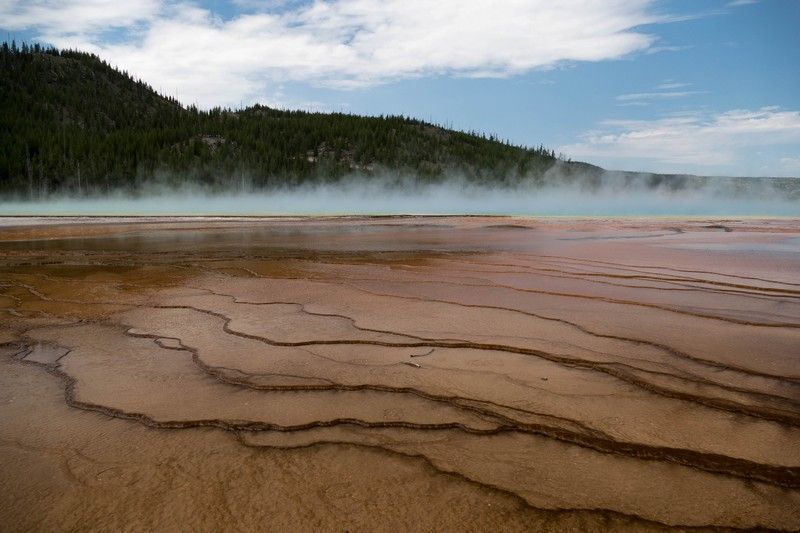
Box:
2, 42, 797, 202
0, 42, 585, 197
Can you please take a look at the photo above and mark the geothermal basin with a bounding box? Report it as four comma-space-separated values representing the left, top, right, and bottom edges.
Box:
0, 216, 798, 531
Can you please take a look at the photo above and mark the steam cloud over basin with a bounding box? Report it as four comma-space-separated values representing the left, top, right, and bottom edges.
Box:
2, 178, 799, 216
1, 216, 799, 531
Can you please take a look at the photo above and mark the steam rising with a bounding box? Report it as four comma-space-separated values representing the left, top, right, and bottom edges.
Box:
1, 174, 798, 216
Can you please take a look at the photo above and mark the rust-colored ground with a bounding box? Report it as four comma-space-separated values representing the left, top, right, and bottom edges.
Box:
1, 216, 798, 531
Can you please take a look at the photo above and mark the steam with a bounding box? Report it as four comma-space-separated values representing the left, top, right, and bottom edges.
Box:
1, 173, 797, 216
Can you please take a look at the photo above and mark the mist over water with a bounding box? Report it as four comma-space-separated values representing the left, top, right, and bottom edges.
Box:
1, 178, 798, 217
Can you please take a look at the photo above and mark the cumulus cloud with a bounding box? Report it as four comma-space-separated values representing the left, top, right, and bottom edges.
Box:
2, 0, 660, 107
560, 107, 800, 176
0, 0, 161, 34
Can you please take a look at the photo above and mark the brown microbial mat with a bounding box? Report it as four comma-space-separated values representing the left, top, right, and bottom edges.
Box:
0, 216, 798, 531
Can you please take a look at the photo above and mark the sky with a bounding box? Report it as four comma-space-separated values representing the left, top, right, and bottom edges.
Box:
1, 0, 799, 177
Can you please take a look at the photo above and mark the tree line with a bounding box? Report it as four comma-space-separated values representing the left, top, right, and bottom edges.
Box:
1, 41, 565, 198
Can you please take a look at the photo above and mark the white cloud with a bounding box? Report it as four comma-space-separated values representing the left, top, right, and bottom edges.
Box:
615, 81, 703, 106
3, 0, 660, 108
0, 0, 161, 34
656, 82, 690, 90
561, 107, 800, 176
644, 44, 693, 54
616, 90, 701, 102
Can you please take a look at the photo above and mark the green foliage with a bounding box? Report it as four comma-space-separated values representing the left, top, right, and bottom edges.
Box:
1, 42, 562, 197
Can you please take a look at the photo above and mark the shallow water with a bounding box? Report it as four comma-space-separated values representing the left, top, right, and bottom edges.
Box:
2, 185, 798, 217
1, 216, 799, 531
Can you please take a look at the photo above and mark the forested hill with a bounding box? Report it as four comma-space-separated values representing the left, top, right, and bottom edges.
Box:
1, 42, 594, 197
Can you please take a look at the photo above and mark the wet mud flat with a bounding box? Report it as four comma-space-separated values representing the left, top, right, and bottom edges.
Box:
0, 216, 799, 531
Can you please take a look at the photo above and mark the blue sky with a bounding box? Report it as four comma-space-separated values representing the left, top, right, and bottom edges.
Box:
2, 0, 799, 177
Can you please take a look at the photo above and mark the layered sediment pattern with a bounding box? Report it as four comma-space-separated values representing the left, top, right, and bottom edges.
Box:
1, 217, 799, 531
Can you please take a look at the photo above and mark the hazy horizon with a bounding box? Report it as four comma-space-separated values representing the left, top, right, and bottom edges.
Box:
3, 182, 797, 217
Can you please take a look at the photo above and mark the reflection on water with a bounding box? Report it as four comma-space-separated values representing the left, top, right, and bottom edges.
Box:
662, 236, 800, 254
0, 222, 542, 254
